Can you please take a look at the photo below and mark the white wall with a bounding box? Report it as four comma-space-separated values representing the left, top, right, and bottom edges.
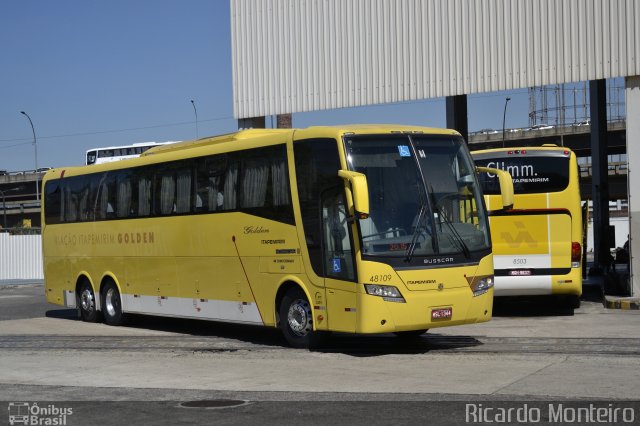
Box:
0, 233, 43, 283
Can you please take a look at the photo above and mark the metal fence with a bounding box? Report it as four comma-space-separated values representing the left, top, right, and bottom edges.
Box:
0, 231, 43, 283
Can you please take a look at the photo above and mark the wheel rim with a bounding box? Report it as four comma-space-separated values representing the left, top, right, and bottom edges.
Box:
80, 288, 94, 313
105, 288, 118, 317
287, 299, 312, 337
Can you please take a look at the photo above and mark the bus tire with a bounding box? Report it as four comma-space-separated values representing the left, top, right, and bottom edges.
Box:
279, 288, 323, 349
101, 281, 126, 326
394, 329, 428, 339
567, 295, 581, 310
78, 281, 100, 323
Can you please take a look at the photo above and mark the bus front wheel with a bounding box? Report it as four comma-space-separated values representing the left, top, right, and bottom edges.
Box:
78, 281, 100, 323
279, 288, 324, 349
101, 281, 126, 326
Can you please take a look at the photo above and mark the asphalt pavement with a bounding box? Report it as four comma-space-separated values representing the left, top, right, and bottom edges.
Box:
1, 283, 640, 425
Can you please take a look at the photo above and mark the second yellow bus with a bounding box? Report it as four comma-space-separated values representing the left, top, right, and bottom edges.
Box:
472, 145, 583, 309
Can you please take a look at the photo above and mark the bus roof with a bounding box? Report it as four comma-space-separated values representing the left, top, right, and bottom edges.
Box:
45, 124, 463, 181
142, 125, 461, 157
470, 145, 575, 156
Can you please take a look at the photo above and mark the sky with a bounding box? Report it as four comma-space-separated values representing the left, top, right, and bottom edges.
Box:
1, 1, 534, 172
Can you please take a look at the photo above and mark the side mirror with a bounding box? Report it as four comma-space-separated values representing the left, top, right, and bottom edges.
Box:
475, 166, 514, 212
338, 170, 370, 218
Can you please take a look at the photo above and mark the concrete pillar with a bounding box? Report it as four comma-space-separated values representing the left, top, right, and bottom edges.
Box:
238, 116, 266, 129
445, 95, 468, 142
589, 79, 611, 275
276, 113, 292, 129
626, 76, 640, 296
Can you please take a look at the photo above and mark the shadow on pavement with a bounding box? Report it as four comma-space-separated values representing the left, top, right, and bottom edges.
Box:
43, 308, 483, 356
493, 297, 576, 317
45, 308, 79, 320
315, 333, 483, 357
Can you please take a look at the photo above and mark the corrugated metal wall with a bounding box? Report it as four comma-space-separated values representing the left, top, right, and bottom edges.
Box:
231, 0, 640, 118
0, 233, 43, 282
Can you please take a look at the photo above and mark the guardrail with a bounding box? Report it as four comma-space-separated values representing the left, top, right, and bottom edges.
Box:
579, 162, 628, 177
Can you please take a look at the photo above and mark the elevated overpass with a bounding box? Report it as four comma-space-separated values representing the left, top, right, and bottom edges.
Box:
468, 121, 628, 200
0, 170, 45, 228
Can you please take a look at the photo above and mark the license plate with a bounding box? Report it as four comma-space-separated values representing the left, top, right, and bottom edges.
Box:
431, 307, 452, 321
509, 269, 532, 276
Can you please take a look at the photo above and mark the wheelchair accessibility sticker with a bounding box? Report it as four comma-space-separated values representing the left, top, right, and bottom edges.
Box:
398, 145, 411, 157
332, 258, 342, 273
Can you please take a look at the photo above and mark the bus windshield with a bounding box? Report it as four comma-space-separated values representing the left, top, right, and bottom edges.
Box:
345, 135, 490, 261
86, 151, 97, 165
473, 151, 570, 195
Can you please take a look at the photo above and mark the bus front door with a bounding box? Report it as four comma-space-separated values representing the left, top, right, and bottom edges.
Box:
321, 186, 358, 333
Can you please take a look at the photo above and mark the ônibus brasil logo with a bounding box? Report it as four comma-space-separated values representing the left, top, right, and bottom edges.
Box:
8, 402, 73, 426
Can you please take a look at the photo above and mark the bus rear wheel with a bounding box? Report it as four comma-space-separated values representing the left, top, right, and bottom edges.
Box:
279, 288, 324, 349
101, 281, 126, 326
78, 281, 100, 323
567, 295, 581, 310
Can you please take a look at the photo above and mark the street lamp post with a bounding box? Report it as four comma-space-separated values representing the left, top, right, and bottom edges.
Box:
502, 97, 511, 148
20, 111, 39, 202
190, 99, 199, 139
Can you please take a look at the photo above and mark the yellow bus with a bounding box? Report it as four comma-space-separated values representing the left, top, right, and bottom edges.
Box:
472, 145, 583, 308
42, 125, 513, 348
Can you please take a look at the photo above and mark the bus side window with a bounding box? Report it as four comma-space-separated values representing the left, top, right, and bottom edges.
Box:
238, 145, 292, 220
96, 180, 109, 220
137, 171, 153, 217
176, 168, 192, 214
196, 156, 226, 213
116, 174, 133, 218
223, 159, 238, 210
60, 182, 75, 223
44, 181, 62, 225
157, 169, 176, 215
200, 145, 291, 224
95, 174, 116, 220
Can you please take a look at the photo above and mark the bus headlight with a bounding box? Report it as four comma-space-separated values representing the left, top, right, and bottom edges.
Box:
471, 276, 494, 297
365, 284, 406, 302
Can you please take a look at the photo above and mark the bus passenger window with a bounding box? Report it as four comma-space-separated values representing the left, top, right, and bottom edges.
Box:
241, 157, 269, 208
158, 172, 176, 215
96, 182, 109, 220
196, 156, 226, 212
137, 176, 152, 216
176, 168, 192, 214
116, 177, 132, 218
223, 161, 238, 210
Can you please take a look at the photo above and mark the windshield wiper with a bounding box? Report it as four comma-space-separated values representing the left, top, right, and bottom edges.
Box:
430, 188, 471, 259
405, 203, 427, 262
